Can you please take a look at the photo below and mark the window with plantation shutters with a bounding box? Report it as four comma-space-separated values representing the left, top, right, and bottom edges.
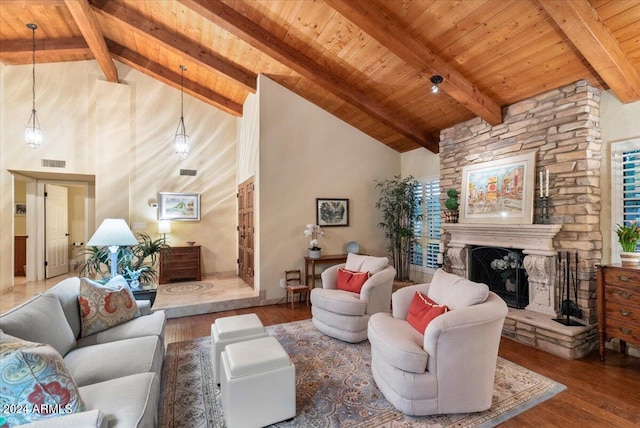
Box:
612, 139, 640, 262
411, 177, 441, 272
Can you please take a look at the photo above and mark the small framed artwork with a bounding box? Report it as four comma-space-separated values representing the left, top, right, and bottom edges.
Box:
15, 202, 26, 216
316, 198, 349, 227
158, 192, 200, 221
460, 151, 536, 224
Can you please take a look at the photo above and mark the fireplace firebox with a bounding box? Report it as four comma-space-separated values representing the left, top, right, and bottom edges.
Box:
469, 246, 528, 309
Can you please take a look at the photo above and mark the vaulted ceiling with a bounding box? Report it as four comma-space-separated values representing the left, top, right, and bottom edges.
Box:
1, 0, 639, 153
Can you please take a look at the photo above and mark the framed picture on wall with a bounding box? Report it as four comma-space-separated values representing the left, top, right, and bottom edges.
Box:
15, 202, 26, 216
316, 198, 349, 227
158, 192, 200, 221
460, 151, 536, 224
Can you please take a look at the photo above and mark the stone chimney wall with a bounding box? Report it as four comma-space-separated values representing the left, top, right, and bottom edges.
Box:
439, 80, 602, 324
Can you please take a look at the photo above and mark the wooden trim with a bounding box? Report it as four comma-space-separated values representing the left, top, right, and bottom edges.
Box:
539, 0, 640, 103
107, 40, 243, 116
93, 0, 257, 93
325, 0, 503, 126
178, 0, 438, 153
64, 0, 118, 83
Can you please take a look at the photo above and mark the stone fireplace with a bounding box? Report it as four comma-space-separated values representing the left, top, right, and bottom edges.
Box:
437, 81, 603, 359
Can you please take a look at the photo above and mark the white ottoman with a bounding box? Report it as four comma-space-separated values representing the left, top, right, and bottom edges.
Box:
211, 313, 268, 384
221, 336, 295, 427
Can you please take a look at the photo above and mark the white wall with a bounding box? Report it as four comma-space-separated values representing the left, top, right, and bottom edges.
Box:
1, 60, 238, 291
600, 90, 640, 263
401, 147, 440, 179
256, 75, 400, 300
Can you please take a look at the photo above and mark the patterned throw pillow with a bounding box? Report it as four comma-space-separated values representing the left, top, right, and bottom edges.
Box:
0, 331, 85, 426
406, 291, 449, 334
79, 276, 140, 338
336, 268, 370, 293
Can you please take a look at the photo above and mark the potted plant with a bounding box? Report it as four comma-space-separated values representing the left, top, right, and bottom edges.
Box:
444, 188, 459, 223
616, 221, 640, 266
375, 175, 421, 282
303, 224, 324, 259
80, 232, 169, 287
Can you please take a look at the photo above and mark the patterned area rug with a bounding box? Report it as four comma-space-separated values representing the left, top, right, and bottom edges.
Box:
159, 282, 214, 295
159, 319, 565, 428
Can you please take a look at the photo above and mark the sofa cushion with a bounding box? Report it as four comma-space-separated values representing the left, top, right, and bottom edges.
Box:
0, 331, 85, 426
406, 291, 449, 334
0, 293, 76, 356
45, 277, 83, 339
79, 372, 160, 428
427, 269, 489, 310
76, 310, 165, 348
367, 312, 428, 374
336, 268, 370, 294
310, 288, 367, 316
64, 335, 163, 387
345, 253, 388, 275
79, 276, 140, 338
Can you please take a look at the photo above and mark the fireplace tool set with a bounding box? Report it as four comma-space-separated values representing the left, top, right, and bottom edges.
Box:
553, 251, 584, 326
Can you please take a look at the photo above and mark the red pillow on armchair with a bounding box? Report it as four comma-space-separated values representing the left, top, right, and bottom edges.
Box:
407, 291, 449, 334
336, 268, 370, 293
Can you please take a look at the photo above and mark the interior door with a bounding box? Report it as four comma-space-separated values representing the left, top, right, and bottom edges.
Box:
238, 177, 254, 288
45, 184, 69, 278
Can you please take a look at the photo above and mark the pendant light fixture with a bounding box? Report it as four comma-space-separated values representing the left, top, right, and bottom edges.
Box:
430, 75, 444, 94
173, 65, 190, 160
25, 23, 42, 149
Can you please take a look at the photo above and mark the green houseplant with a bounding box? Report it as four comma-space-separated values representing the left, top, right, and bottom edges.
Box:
80, 232, 169, 285
444, 188, 459, 223
375, 175, 421, 282
616, 221, 640, 266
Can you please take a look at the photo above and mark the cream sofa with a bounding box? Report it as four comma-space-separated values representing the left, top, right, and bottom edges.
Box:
367, 269, 508, 416
0, 277, 166, 427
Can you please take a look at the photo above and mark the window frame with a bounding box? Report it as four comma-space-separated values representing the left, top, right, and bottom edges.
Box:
611, 138, 640, 263
410, 175, 441, 274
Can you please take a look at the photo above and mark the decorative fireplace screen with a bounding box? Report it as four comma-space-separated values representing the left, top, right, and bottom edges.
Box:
469, 246, 528, 309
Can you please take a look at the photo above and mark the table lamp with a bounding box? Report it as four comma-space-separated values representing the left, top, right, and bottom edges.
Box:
87, 219, 138, 279
158, 221, 171, 243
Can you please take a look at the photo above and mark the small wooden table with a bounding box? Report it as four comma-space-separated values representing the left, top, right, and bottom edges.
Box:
304, 254, 348, 288
132, 284, 157, 306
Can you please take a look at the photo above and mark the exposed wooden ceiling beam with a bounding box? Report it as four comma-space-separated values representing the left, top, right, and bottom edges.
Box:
178, 0, 438, 152
106, 40, 242, 117
325, 0, 503, 126
0, 37, 90, 63
94, 0, 256, 93
0, 0, 65, 5
64, 0, 118, 82
539, 0, 640, 103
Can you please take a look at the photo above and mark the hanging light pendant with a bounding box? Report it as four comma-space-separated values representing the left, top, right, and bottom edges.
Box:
173, 65, 190, 160
25, 23, 42, 149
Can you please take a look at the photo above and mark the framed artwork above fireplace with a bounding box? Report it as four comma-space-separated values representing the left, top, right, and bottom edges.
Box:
460, 151, 536, 224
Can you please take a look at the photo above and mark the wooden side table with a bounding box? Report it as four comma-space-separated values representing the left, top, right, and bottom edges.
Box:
132, 284, 157, 306
304, 254, 348, 288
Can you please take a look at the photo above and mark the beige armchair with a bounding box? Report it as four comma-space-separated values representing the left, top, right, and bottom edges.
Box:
310, 254, 396, 343
367, 269, 508, 416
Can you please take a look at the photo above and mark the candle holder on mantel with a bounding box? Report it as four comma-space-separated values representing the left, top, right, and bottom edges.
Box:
538, 196, 550, 224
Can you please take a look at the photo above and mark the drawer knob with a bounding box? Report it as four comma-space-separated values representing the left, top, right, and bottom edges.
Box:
619, 309, 632, 317
617, 290, 632, 299
618, 275, 629, 282
620, 327, 632, 335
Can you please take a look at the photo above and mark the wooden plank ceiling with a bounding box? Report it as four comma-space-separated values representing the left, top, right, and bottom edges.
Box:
1, 0, 639, 153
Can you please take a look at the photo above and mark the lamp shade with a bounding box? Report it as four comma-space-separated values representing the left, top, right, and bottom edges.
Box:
158, 221, 171, 234
87, 219, 138, 247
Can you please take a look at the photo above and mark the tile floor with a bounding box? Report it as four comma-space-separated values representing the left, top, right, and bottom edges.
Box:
1, 272, 258, 317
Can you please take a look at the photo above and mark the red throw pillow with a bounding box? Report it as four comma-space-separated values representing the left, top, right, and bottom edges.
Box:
336, 268, 370, 293
406, 291, 449, 334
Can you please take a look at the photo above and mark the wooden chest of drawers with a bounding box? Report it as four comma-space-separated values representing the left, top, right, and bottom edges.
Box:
159, 245, 202, 284
596, 264, 640, 361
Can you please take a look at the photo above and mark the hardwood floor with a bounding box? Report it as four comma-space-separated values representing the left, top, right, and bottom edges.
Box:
166, 305, 640, 427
